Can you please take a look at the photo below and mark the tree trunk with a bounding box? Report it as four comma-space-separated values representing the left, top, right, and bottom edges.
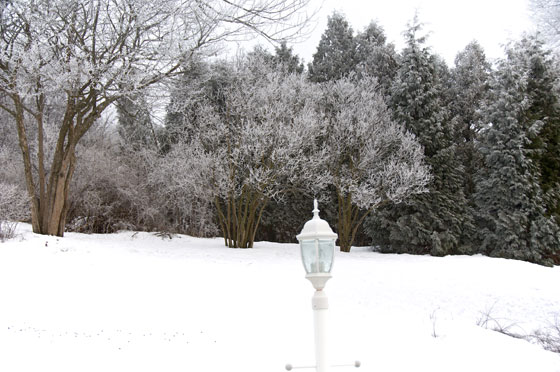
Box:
43, 149, 76, 236
13, 95, 41, 233
214, 190, 267, 248
11, 90, 106, 237
26, 135, 77, 237
336, 189, 374, 252
337, 191, 354, 252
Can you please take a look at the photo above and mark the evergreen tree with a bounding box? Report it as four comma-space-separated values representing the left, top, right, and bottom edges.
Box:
163, 58, 231, 149
474, 36, 560, 265
308, 12, 357, 82
272, 41, 305, 74
450, 41, 492, 200
367, 17, 475, 256
521, 37, 560, 223
355, 21, 399, 98
246, 43, 304, 74
116, 91, 158, 151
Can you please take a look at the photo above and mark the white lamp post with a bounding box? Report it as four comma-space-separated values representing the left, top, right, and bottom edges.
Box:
286, 200, 359, 372
296, 199, 338, 372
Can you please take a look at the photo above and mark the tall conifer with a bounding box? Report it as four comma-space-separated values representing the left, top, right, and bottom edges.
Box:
367, 17, 474, 256
475, 36, 560, 265
308, 12, 357, 83
354, 22, 399, 99
450, 42, 491, 199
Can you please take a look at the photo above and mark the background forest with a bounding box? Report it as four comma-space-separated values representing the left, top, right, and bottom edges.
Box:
1, 3, 560, 266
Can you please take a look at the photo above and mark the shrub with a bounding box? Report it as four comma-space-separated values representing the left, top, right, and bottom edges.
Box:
0, 183, 29, 241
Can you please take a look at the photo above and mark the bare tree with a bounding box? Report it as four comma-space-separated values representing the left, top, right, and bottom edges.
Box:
0, 0, 314, 236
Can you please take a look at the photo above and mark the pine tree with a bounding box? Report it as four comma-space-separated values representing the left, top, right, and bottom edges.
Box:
308, 12, 357, 82
116, 91, 158, 151
521, 37, 560, 224
163, 58, 231, 149
474, 36, 560, 265
272, 41, 305, 74
367, 17, 475, 256
450, 41, 492, 204
354, 21, 399, 99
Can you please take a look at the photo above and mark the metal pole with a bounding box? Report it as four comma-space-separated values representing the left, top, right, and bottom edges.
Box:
312, 290, 329, 372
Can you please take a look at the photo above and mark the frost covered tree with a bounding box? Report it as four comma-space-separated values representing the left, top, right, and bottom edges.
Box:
169, 55, 319, 248
308, 11, 356, 82
246, 43, 304, 75
368, 17, 475, 256
530, 0, 560, 47
389, 18, 448, 157
312, 74, 430, 252
474, 36, 560, 265
0, 0, 314, 237
165, 45, 309, 243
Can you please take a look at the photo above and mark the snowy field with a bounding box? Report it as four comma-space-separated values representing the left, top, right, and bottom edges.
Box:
1, 224, 560, 372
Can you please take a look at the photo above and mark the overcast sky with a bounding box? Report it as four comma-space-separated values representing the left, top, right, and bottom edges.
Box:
288, 0, 535, 66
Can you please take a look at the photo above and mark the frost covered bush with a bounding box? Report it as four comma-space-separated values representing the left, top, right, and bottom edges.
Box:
477, 306, 560, 354
0, 140, 29, 241
68, 131, 141, 233
0, 183, 29, 241
147, 142, 219, 237
532, 320, 560, 354
67, 124, 166, 234
67, 123, 218, 237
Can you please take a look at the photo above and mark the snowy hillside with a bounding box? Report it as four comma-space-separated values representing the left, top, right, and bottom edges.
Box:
1, 224, 559, 372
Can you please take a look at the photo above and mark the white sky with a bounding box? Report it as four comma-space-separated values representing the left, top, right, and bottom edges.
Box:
289, 0, 535, 66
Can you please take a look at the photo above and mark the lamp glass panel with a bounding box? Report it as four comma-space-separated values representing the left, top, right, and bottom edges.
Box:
300, 239, 317, 274
318, 239, 334, 273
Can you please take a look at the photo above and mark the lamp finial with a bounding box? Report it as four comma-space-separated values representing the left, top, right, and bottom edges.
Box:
313, 199, 320, 219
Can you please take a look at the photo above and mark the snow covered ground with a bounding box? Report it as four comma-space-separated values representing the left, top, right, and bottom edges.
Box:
1, 224, 559, 372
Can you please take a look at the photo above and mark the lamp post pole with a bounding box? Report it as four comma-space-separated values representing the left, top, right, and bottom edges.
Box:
312, 289, 329, 372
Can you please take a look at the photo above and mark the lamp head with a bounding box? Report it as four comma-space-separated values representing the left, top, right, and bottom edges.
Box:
296, 199, 338, 289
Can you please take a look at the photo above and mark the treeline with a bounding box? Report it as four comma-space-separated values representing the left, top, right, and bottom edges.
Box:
1, 12, 559, 266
